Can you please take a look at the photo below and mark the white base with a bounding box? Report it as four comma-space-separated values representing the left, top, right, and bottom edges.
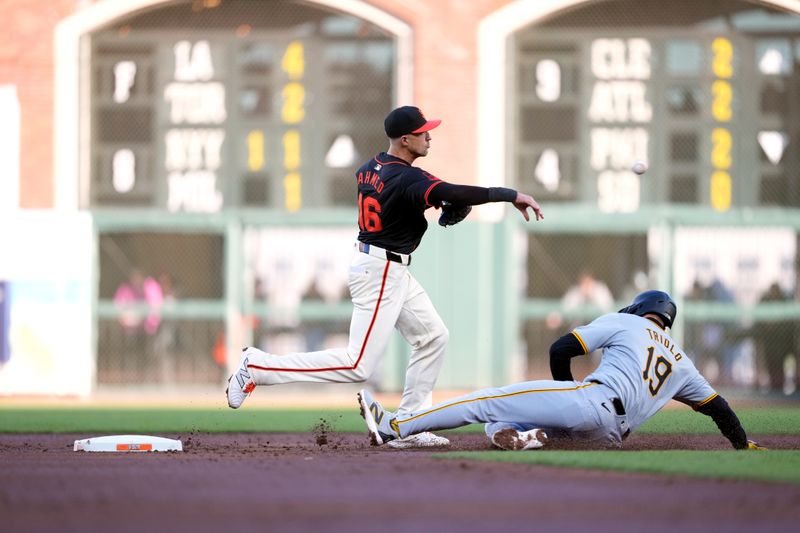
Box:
73, 435, 183, 452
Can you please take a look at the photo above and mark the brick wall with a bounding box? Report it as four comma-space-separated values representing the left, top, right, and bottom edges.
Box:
370, 1, 510, 185
1, 0, 77, 208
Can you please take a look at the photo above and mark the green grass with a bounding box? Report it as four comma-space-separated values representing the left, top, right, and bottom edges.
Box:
636, 406, 800, 435
0, 407, 365, 434
0, 406, 798, 435
440, 450, 800, 485
2, 405, 797, 484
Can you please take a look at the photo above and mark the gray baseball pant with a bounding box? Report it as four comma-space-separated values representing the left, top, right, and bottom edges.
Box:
393, 380, 629, 447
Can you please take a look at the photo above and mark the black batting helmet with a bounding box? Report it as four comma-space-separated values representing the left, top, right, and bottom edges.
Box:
618, 290, 677, 328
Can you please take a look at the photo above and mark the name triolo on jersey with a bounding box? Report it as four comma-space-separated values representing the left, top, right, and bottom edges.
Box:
645, 327, 684, 361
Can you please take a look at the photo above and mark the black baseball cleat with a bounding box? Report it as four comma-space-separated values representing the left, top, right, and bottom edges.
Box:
357, 389, 399, 445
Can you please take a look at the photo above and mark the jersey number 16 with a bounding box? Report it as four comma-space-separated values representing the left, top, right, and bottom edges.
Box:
358, 193, 383, 232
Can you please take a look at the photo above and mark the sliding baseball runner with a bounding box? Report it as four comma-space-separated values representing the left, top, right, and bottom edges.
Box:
227, 106, 543, 448
359, 290, 766, 451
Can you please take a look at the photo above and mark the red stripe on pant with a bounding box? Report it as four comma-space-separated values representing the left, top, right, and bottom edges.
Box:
248, 260, 391, 373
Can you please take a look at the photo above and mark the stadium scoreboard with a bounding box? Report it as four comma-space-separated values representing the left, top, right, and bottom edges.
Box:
89, 12, 393, 212
513, 16, 799, 212
87, 2, 800, 214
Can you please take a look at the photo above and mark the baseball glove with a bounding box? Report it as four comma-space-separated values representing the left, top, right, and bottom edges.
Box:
438, 202, 472, 227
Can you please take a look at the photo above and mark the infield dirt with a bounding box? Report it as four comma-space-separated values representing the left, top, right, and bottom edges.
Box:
1, 431, 798, 532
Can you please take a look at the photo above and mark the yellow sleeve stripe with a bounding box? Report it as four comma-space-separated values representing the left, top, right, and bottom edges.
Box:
572, 331, 589, 355
694, 393, 718, 409
396, 382, 598, 429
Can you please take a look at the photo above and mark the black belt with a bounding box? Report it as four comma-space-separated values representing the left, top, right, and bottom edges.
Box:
590, 380, 626, 415
357, 242, 411, 265
611, 397, 626, 416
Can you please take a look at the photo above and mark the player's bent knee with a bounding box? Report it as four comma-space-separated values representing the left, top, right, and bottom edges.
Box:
351, 365, 372, 382
407, 322, 448, 353
431, 325, 449, 351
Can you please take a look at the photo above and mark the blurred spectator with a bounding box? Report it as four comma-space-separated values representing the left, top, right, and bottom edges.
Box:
708, 278, 735, 302
113, 269, 163, 380
753, 282, 795, 394
686, 278, 726, 380
562, 270, 614, 312
158, 272, 178, 304
213, 331, 227, 370
301, 266, 336, 353
687, 278, 709, 300
113, 269, 163, 335
154, 272, 179, 383
686, 277, 744, 386
558, 270, 614, 378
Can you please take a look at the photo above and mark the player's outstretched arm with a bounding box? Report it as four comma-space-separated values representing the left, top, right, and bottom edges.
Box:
694, 395, 766, 450
427, 184, 543, 222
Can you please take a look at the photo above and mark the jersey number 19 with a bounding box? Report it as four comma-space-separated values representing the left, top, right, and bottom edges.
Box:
358, 193, 383, 232
642, 346, 673, 396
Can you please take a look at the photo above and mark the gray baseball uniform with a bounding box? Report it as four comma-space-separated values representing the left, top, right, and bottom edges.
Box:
391, 313, 717, 447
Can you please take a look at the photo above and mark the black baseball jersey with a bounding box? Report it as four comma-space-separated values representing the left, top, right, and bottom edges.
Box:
355, 152, 442, 254
355, 152, 518, 254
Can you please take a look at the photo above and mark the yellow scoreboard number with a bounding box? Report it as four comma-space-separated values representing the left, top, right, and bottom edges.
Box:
282, 41, 305, 212
710, 37, 733, 212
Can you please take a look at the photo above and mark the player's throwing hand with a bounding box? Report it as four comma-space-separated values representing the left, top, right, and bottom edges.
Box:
513, 192, 544, 222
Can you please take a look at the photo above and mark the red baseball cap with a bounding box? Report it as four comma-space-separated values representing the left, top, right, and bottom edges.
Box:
384, 106, 441, 138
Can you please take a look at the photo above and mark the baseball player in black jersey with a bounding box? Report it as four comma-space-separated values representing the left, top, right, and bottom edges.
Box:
227, 106, 543, 448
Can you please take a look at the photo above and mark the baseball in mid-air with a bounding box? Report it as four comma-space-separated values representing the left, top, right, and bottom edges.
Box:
631, 160, 648, 175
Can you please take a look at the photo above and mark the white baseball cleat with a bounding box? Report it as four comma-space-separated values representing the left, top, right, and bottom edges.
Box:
226, 348, 257, 409
491, 428, 548, 451
386, 432, 450, 449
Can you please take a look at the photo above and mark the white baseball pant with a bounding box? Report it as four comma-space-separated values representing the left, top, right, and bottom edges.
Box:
244, 247, 449, 415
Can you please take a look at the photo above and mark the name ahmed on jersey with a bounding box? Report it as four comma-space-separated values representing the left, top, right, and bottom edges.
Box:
358, 168, 385, 193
